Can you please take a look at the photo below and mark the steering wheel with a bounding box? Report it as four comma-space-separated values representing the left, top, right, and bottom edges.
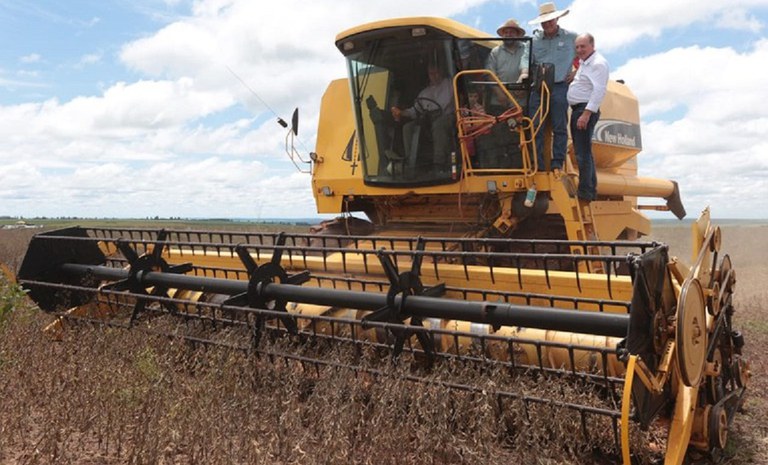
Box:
412, 96, 443, 121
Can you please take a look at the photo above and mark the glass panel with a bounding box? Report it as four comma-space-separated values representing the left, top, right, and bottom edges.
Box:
454, 38, 534, 172
345, 31, 534, 184
347, 32, 462, 186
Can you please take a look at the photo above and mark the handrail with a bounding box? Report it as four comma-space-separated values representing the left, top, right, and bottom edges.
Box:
452, 69, 550, 180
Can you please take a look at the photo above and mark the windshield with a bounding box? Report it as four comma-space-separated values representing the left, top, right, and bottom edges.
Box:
344, 28, 532, 186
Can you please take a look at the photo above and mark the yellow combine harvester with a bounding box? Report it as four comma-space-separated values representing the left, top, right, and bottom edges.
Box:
17, 17, 748, 464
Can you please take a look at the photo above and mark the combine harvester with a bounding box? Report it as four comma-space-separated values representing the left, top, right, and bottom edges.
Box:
17, 18, 748, 464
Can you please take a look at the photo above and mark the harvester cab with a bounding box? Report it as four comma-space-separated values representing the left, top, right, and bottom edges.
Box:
309, 18, 685, 243
17, 16, 749, 465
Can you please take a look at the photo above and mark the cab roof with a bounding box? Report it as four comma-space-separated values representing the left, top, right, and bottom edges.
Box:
335, 16, 491, 44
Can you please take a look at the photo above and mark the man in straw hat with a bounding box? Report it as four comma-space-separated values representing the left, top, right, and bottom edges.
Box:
487, 18, 530, 103
483, 18, 530, 168
528, 2, 577, 174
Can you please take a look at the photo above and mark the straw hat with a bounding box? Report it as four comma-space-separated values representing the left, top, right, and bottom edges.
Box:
528, 2, 570, 25
496, 18, 525, 36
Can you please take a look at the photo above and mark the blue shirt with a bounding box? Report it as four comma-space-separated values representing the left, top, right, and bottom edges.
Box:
531, 27, 577, 83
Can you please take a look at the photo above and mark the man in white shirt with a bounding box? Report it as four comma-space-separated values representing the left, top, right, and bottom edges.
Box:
392, 64, 455, 172
566, 33, 609, 201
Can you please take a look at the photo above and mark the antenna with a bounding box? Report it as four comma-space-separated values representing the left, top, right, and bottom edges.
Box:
225, 65, 312, 172
225, 65, 286, 129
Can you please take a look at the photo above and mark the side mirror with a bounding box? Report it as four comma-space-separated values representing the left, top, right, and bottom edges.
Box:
291, 108, 299, 136
283, 107, 310, 173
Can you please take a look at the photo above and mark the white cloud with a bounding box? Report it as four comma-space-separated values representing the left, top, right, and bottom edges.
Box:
0, 76, 45, 89
77, 53, 103, 67
616, 40, 768, 121
23, 78, 233, 137
2, 0, 482, 219
119, 0, 490, 115
565, 0, 768, 51
717, 7, 764, 33
0, 67, 312, 217
20, 53, 42, 64
0, 78, 245, 173
615, 39, 768, 218
0, 157, 315, 219
16, 70, 40, 78
2, 0, 767, 220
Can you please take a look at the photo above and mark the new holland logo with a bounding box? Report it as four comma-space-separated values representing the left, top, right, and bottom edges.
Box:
593, 120, 642, 149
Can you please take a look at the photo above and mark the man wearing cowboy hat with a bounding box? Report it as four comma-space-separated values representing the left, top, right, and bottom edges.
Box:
528, 2, 577, 173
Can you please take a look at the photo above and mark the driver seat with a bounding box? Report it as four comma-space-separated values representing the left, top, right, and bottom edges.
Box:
383, 148, 406, 176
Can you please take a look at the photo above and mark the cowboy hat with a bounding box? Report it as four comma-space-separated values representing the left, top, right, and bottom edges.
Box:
496, 18, 525, 36
528, 2, 569, 25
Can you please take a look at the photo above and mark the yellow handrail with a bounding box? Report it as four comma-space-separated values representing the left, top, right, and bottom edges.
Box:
452, 69, 550, 180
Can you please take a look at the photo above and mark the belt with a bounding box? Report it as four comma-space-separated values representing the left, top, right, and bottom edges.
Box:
570, 102, 588, 109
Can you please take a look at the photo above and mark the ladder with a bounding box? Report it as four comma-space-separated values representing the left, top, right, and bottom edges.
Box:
549, 171, 605, 274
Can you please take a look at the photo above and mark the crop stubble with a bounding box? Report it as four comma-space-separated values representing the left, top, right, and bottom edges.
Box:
0, 223, 766, 464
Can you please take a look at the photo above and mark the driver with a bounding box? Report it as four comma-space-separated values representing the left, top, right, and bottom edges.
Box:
391, 64, 455, 172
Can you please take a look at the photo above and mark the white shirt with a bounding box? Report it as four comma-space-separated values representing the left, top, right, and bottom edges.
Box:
567, 51, 609, 113
403, 77, 454, 119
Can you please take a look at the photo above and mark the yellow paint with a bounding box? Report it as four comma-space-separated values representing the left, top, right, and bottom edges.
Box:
664, 385, 698, 465
621, 355, 637, 465
335, 17, 489, 44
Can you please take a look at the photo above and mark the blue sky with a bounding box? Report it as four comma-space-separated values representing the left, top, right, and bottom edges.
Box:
1, 0, 767, 220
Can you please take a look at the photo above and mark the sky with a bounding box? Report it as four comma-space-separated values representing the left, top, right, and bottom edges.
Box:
1, 0, 767, 220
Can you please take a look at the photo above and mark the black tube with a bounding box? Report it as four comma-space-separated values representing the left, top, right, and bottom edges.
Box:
61, 264, 127, 281
59, 263, 629, 337
265, 285, 629, 337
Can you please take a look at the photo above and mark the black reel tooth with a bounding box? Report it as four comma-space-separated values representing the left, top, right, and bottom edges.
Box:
270, 232, 287, 267
116, 239, 140, 265
237, 256, 303, 343
119, 230, 188, 325
235, 244, 259, 274
365, 250, 443, 364
151, 229, 168, 261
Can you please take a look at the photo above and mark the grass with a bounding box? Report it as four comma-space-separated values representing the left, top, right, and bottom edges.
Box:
0, 280, 25, 329
743, 318, 768, 336
1, 222, 766, 464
